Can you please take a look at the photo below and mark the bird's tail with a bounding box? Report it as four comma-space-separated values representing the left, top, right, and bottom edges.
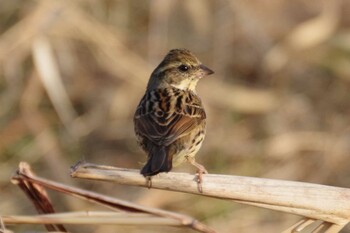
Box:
141, 146, 172, 176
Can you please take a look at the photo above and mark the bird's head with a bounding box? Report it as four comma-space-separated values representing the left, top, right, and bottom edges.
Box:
147, 49, 214, 91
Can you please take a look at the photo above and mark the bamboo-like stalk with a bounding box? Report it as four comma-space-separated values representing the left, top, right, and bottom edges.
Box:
2, 211, 181, 226
71, 162, 350, 227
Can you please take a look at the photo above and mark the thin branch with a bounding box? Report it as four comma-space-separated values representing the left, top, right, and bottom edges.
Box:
71, 162, 350, 227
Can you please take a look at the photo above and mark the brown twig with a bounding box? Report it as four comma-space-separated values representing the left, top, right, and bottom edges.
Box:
12, 162, 67, 232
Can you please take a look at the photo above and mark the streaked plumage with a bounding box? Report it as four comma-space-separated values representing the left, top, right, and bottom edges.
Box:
134, 49, 213, 190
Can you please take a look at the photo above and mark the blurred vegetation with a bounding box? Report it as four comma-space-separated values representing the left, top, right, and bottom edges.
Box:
1, 0, 350, 232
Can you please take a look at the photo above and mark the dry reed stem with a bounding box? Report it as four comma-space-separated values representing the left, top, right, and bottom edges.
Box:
71, 162, 350, 229
12, 161, 67, 232
10, 162, 216, 233
2, 212, 181, 226
32, 36, 78, 134
282, 218, 345, 233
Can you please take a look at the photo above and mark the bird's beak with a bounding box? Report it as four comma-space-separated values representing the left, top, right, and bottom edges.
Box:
199, 64, 214, 76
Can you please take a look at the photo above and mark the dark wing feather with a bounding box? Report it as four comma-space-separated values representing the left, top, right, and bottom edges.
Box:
134, 88, 205, 146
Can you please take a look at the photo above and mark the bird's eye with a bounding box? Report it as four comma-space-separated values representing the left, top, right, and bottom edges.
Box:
178, 64, 189, 72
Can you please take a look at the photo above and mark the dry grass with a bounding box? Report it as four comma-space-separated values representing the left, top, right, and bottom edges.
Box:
1, 0, 350, 232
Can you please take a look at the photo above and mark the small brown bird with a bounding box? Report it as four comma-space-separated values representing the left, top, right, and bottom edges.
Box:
134, 49, 214, 191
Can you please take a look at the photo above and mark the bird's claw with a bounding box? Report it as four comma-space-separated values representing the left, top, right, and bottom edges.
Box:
196, 168, 207, 193
146, 176, 152, 189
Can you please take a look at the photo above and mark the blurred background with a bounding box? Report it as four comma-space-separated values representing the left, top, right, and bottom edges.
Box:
1, 0, 350, 232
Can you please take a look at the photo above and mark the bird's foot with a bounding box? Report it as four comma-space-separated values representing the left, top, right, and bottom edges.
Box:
146, 176, 152, 189
187, 157, 208, 193
196, 166, 208, 193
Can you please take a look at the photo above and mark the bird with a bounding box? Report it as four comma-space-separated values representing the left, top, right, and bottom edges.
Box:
134, 48, 214, 192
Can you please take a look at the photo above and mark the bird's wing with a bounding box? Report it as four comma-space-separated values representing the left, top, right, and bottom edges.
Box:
134, 89, 206, 146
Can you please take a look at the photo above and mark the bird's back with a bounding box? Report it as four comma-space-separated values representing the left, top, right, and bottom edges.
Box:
134, 87, 206, 173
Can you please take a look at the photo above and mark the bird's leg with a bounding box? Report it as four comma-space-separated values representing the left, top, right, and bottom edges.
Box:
187, 157, 208, 193
146, 176, 152, 189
